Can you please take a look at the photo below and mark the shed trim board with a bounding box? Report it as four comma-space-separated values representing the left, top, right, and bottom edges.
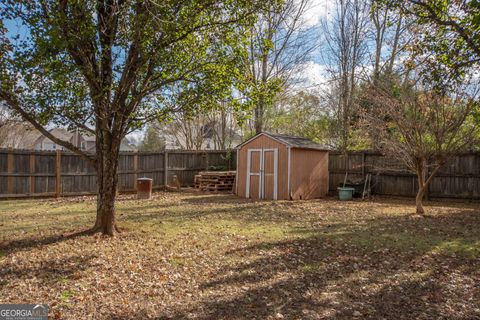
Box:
236, 133, 288, 150
263, 148, 278, 200
246, 149, 261, 199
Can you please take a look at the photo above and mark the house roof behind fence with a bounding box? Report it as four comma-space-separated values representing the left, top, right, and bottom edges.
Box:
236, 132, 329, 151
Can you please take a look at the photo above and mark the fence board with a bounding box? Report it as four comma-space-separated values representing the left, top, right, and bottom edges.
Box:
0, 149, 237, 198
329, 151, 480, 200
1, 148, 478, 200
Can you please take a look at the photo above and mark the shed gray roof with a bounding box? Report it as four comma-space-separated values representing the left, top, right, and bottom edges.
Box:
236, 132, 329, 151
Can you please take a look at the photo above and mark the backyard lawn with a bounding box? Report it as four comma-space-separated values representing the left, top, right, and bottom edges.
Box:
0, 192, 479, 319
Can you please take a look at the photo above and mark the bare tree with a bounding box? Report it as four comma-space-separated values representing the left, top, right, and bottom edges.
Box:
0, 105, 11, 130
162, 112, 209, 150
242, 0, 316, 134
362, 78, 478, 214
157, 101, 241, 150
207, 106, 229, 150
320, 0, 371, 151
370, 1, 411, 78
205, 101, 241, 150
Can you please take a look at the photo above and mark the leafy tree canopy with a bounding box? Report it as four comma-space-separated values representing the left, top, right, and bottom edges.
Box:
385, 0, 480, 90
0, 0, 270, 235
0, 0, 263, 148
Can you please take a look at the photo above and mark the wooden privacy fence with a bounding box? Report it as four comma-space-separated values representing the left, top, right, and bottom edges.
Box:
0, 149, 236, 198
329, 151, 480, 200
2, 148, 479, 200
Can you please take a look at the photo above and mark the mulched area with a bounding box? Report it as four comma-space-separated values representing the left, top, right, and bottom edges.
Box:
0, 192, 479, 319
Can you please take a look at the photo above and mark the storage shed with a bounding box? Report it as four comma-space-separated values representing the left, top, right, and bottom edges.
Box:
235, 132, 329, 200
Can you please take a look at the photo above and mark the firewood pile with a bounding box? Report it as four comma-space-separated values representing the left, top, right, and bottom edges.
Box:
194, 171, 236, 192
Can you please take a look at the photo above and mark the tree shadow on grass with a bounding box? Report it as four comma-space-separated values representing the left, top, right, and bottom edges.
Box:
118, 201, 183, 214
0, 229, 97, 254
153, 209, 480, 319
120, 202, 311, 229
180, 194, 250, 205
0, 253, 96, 287
360, 195, 480, 210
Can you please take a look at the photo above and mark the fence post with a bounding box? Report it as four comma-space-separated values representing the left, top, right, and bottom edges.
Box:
55, 150, 61, 198
29, 153, 35, 194
163, 150, 169, 187
6, 149, 13, 194
133, 152, 138, 190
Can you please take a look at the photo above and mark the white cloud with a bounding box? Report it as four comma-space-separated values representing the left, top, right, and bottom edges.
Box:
301, 0, 332, 27
292, 61, 330, 92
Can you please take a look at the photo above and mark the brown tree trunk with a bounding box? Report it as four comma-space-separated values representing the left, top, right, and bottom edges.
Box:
415, 162, 442, 216
415, 162, 427, 215
254, 103, 263, 135
415, 186, 426, 215
255, 51, 269, 135
92, 132, 121, 236
93, 165, 118, 235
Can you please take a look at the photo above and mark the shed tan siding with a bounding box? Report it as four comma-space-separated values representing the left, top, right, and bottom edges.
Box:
290, 149, 329, 200
236, 135, 289, 200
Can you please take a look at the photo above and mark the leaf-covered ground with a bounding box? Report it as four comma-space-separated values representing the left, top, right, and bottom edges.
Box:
0, 192, 479, 319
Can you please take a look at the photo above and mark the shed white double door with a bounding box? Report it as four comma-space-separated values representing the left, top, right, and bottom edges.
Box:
246, 148, 278, 200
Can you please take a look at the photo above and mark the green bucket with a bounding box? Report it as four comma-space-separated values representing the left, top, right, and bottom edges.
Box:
337, 187, 355, 201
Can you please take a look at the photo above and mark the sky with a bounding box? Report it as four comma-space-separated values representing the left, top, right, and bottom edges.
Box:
293, 0, 332, 90
303, 0, 330, 27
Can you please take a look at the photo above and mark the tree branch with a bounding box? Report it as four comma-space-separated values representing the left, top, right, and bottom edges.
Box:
406, 0, 480, 57
0, 90, 97, 166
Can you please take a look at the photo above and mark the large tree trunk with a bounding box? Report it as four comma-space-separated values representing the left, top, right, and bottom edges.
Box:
94, 162, 119, 235
92, 132, 121, 236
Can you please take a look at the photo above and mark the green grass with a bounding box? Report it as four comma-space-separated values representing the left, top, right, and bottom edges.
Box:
60, 290, 73, 302
432, 239, 480, 258
0, 193, 479, 319
317, 229, 478, 256
300, 262, 326, 273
